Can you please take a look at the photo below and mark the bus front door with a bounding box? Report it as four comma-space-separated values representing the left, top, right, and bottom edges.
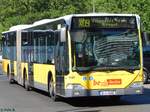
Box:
54, 31, 64, 95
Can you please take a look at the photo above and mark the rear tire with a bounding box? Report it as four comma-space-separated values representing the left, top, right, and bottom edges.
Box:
143, 71, 148, 84
7, 67, 14, 84
9, 74, 15, 84
25, 79, 31, 91
23, 71, 31, 91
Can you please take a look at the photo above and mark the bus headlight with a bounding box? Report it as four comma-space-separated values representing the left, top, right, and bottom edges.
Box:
129, 82, 143, 88
66, 84, 85, 90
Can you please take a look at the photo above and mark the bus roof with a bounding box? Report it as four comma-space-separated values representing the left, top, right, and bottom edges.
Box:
2, 13, 140, 33
79, 13, 137, 16
2, 24, 32, 34
33, 19, 54, 25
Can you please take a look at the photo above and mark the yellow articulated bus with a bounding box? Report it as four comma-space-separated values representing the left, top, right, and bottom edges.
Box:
2, 13, 143, 101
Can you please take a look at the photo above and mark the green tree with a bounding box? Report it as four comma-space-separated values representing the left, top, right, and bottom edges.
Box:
0, 0, 150, 36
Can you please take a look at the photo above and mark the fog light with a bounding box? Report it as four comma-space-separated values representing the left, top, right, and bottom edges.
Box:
66, 84, 85, 90
136, 90, 141, 93
130, 82, 143, 88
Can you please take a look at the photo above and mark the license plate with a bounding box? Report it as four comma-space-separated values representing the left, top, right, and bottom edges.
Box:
99, 90, 116, 96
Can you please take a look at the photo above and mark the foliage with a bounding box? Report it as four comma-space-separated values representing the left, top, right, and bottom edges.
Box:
0, 0, 150, 37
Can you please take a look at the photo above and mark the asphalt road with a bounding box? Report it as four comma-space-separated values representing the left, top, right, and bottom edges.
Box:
1, 67, 150, 112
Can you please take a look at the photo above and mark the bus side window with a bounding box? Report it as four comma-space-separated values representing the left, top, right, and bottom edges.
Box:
28, 31, 34, 63
22, 32, 28, 62
46, 32, 55, 64
39, 36, 45, 63
8, 32, 16, 61
33, 32, 38, 63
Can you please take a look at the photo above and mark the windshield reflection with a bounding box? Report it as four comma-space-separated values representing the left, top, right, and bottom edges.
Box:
71, 29, 140, 72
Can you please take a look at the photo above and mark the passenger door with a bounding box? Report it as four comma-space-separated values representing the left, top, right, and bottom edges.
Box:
54, 29, 69, 95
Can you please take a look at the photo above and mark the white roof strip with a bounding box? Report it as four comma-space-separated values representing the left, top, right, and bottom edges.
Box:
2, 13, 140, 33
9, 25, 32, 31
33, 19, 54, 25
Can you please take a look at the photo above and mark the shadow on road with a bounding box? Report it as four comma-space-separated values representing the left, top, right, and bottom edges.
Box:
56, 97, 132, 112
31, 87, 131, 106
57, 108, 101, 112
31, 86, 150, 107
32, 88, 50, 96
62, 96, 131, 107
62, 88, 150, 107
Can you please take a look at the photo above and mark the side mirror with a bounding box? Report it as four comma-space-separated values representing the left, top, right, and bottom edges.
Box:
60, 27, 66, 42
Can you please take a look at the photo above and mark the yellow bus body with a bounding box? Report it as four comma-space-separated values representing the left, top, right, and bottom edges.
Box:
33, 64, 55, 85
65, 70, 142, 89
2, 59, 10, 74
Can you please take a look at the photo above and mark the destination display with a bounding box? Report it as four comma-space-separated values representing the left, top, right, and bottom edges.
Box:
71, 16, 137, 29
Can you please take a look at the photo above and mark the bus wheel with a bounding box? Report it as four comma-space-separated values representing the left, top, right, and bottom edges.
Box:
7, 68, 14, 84
23, 73, 31, 91
25, 79, 31, 91
9, 74, 15, 84
143, 71, 148, 84
49, 78, 59, 101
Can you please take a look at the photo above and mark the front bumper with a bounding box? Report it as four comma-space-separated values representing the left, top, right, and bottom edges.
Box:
64, 87, 143, 97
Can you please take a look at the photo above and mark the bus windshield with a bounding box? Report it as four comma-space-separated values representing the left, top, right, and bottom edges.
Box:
71, 29, 140, 72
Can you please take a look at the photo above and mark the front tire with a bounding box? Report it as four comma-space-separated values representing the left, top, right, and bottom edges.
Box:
49, 78, 59, 101
143, 71, 148, 84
